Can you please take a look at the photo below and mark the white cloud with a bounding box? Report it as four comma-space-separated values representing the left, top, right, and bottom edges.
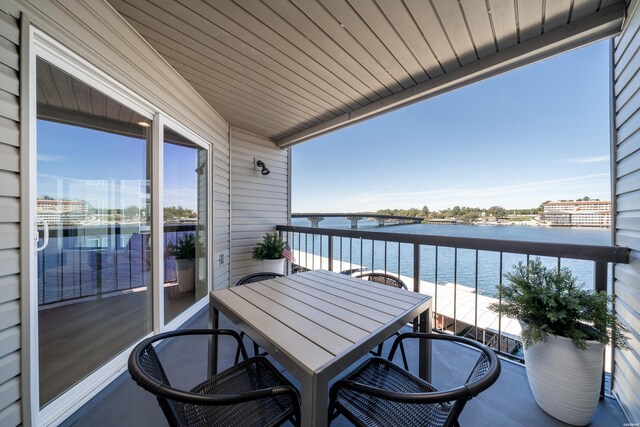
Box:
37, 154, 65, 162
561, 155, 608, 164
299, 173, 611, 212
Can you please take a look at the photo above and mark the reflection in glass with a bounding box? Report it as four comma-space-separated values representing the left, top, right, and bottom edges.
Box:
36, 58, 152, 406
163, 127, 208, 323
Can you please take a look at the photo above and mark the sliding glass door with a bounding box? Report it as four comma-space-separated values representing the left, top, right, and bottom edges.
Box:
33, 51, 210, 411
163, 127, 208, 323
36, 58, 153, 406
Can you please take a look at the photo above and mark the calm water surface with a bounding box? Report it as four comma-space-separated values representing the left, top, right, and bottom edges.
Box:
290, 217, 611, 296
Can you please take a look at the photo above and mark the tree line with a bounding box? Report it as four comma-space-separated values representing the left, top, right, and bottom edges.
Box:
374, 204, 541, 223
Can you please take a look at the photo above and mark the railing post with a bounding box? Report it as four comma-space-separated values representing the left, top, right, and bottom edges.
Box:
328, 235, 333, 272
594, 261, 607, 293
413, 243, 420, 293
594, 260, 608, 400
413, 243, 420, 331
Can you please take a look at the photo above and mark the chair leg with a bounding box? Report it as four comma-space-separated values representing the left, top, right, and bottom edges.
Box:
328, 401, 340, 424
235, 331, 249, 364
399, 340, 409, 371
234, 345, 241, 365
376, 343, 383, 357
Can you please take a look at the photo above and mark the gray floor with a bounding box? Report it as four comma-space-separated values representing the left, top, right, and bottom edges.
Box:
62, 309, 627, 427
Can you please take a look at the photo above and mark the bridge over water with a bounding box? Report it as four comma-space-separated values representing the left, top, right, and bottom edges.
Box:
291, 213, 423, 228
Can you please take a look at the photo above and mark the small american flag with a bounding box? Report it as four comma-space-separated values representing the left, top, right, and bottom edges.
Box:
283, 242, 296, 263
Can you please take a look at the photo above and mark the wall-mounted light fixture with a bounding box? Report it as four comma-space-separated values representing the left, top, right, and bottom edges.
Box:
195, 162, 206, 175
254, 158, 270, 176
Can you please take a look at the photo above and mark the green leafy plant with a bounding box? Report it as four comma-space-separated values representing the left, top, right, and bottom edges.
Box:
252, 232, 285, 261
490, 258, 628, 350
166, 233, 196, 260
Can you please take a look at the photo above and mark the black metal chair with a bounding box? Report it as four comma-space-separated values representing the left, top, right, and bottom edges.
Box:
128, 328, 300, 427
354, 272, 409, 370
234, 272, 285, 364
328, 332, 501, 427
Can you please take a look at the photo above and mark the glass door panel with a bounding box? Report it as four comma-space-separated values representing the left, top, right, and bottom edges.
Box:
36, 58, 152, 406
163, 127, 208, 323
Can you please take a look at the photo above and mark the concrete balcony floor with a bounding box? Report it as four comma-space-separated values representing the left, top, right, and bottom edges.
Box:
63, 309, 627, 427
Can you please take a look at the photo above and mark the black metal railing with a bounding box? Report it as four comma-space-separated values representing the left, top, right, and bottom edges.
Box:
276, 225, 629, 372
37, 223, 196, 305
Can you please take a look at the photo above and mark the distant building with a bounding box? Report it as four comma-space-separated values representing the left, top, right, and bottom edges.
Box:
542, 200, 611, 227
37, 199, 88, 225
428, 218, 458, 225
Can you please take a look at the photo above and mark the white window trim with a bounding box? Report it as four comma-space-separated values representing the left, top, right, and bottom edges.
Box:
27, 27, 213, 426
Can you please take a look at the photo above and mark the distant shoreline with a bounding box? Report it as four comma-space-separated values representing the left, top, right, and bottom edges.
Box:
448, 221, 610, 229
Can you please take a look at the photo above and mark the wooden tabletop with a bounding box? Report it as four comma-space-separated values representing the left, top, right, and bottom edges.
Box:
210, 269, 431, 377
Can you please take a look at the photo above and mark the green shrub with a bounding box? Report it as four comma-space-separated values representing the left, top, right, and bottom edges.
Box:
166, 233, 196, 260
252, 232, 285, 260
490, 258, 628, 350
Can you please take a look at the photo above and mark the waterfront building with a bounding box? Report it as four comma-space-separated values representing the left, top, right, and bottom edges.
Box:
36, 199, 88, 225
543, 200, 611, 212
428, 218, 458, 225
542, 201, 612, 227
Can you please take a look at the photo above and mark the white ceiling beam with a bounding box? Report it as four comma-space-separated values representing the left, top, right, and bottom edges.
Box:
276, 2, 625, 148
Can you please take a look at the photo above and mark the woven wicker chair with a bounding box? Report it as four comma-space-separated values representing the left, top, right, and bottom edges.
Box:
128, 328, 300, 427
328, 332, 501, 427
234, 272, 285, 363
354, 272, 409, 370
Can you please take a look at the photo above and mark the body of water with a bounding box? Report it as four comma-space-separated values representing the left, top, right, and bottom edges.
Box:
290, 217, 612, 296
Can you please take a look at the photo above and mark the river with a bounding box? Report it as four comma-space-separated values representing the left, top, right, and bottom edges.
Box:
290, 217, 611, 296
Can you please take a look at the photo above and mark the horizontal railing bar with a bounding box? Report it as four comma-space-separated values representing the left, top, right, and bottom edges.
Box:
291, 213, 422, 220
277, 225, 630, 264
39, 223, 195, 238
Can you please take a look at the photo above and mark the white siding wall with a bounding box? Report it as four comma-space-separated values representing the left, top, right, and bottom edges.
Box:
613, 0, 640, 422
0, 6, 21, 426
230, 127, 289, 285
2, 0, 233, 423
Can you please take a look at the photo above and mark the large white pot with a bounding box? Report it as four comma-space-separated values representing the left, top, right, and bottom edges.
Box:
262, 258, 285, 275
524, 333, 604, 426
176, 258, 195, 292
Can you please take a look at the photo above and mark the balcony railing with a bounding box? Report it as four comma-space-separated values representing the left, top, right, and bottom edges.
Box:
276, 224, 629, 393
37, 223, 196, 305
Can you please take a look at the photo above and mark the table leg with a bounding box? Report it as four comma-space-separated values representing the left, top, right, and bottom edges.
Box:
301, 374, 329, 427
208, 297, 219, 377
418, 308, 432, 383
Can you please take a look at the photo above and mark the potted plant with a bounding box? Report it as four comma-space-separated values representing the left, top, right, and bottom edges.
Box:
167, 233, 196, 292
490, 258, 628, 426
253, 232, 286, 274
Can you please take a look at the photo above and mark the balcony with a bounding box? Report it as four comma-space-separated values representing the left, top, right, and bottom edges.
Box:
63, 310, 626, 426
58, 223, 630, 426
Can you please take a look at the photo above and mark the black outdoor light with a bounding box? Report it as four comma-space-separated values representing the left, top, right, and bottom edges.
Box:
256, 160, 270, 176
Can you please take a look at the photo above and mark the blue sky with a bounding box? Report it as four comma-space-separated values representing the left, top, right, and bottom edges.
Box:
292, 40, 611, 213
37, 121, 198, 210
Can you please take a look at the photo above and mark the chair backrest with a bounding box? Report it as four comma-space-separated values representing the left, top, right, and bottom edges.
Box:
236, 272, 285, 286
355, 272, 407, 290
134, 342, 186, 426
386, 332, 501, 427
443, 336, 500, 426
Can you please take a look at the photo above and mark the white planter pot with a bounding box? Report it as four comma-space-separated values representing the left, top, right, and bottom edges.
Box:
175, 258, 195, 293
524, 333, 605, 426
262, 258, 285, 275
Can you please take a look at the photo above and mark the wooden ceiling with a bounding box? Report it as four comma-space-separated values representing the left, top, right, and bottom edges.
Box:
109, 0, 625, 147
36, 58, 149, 137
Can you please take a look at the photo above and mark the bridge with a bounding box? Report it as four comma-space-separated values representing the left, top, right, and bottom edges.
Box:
291, 213, 424, 229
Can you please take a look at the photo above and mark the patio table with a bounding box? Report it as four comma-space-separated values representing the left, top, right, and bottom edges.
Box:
209, 269, 432, 426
